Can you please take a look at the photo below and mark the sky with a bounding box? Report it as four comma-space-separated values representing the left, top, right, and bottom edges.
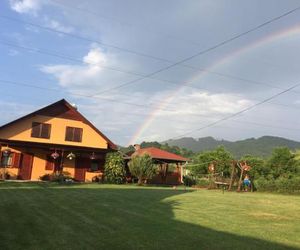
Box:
1, 0, 300, 146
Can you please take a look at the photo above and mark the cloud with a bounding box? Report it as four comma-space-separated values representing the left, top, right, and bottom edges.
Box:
43, 16, 74, 33
40, 45, 141, 97
9, 0, 42, 14
40, 46, 108, 88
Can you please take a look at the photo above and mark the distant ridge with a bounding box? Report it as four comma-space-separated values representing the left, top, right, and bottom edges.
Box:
163, 136, 300, 158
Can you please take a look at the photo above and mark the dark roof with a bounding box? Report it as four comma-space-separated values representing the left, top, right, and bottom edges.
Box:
130, 147, 189, 162
0, 99, 117, 150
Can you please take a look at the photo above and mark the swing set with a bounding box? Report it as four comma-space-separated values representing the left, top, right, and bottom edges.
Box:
208, 160, 253, 192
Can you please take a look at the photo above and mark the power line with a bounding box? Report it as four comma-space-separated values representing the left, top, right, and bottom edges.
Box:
171, 82, 300, 139
48, 0, 204, 47
0, 15, 170, 63
1, 69, 300, 118
1, 64, 300, 117
2, 87, 300, 143
3, 39, 300, 102
1, 5, 299, 96
0, 79, 177, 111
91, 5, 300, 96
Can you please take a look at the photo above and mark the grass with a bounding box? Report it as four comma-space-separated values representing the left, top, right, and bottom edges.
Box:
0, 182, 299, 250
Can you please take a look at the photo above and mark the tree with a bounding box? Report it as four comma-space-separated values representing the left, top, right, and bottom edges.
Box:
104, 153, 126, 184
190, 146, 233, 177
266, 147, 299, 179
240, 155, 266, 180
128, 154, 157, 185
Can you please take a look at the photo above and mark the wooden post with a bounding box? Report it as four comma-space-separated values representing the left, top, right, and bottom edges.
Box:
237, 163, 244, 192
228, 162, 236, 191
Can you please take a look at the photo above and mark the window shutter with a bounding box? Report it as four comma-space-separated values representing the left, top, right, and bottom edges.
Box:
45, 155, 54, 171
12, 153, 22, 168
41, 124, 51, 139
74, 128, 82, 142
0, 151, 3, 167
65, 127, 82, 142
65, 127, 73, 141
31, 122, 41, 137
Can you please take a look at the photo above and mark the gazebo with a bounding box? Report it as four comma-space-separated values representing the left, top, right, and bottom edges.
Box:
125, 144, 189, 185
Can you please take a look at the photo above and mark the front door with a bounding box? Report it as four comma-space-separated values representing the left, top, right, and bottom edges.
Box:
74, 157, 90, 182
18, 153, 33, 180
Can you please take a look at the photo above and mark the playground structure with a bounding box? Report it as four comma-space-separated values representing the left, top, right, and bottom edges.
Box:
208, 160, 252, 192
229, 161, 252, 192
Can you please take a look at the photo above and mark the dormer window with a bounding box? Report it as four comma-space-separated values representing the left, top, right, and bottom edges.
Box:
31, 122, 51, 139
65, 127, 83, 142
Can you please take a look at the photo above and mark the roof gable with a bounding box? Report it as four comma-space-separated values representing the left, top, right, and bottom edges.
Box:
132, 147, 188, 162
0, 99, 117, 150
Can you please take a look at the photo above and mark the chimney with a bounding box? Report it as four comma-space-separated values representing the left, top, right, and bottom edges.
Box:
134, 144, 141, 151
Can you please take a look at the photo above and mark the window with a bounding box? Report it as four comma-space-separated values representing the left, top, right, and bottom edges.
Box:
1, 153, 12, 167
90, 161, 99, 172
89, 159, 104, 172
31, 122, 51, 139
65, 127, 83, 142
0, 152, 21, 168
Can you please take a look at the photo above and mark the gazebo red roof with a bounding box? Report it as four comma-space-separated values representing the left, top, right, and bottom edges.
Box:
130, 147, 189, 163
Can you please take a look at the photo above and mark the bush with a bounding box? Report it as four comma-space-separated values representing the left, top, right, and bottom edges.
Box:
128, 154, 156, 185
183, 175, 196, 187
255, 176, 300, 193
40, 171, 72, 183
104, 153, 126, 184
196, 178, 210, 187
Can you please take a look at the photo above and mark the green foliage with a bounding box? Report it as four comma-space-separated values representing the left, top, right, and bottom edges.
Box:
183, 175, 196, 187
240, 155, 266, 179
255, 176, 300, 193
195, 178, 210, 187
190, 146, 234, 177
104, 153, 126, 184
165, 136, 300, 158
39, 171, 72, 182
265, 147, 299, 179
128, 154, 157, 184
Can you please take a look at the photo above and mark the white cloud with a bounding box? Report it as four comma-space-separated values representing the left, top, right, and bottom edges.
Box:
40, 46, 108, 88
40, 45, 140, 97
9, 0, 42, 14
43, 17, 74, 34
83, 47, 107, 65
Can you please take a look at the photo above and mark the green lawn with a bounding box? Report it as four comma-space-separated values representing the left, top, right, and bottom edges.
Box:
0, 183, 299, 250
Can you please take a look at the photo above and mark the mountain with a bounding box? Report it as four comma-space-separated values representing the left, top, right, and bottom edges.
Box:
164, 136, 300, 158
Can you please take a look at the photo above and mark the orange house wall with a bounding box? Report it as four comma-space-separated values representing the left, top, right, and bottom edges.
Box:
0, 115, 108, 149
2, 147, 104, 181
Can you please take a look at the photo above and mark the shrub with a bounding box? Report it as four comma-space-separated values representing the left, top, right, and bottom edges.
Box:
39, 171, 72, 183
255, 176, 300, 193
104, 153, 126, 184
183, 175, 196, 187
196, 178, 210, 187
128, 154, 156, 185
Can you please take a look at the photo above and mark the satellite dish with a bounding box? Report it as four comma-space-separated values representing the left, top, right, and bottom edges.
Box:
71, 103, 78, 110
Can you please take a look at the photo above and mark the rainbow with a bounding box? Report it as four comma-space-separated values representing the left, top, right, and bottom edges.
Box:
128, 24, 300, 145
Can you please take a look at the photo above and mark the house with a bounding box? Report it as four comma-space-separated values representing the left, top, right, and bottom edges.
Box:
125, 144, 188, 185
0, 99, 117, 182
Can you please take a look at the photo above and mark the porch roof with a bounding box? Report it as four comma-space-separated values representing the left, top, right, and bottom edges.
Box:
126, 147, 189, 163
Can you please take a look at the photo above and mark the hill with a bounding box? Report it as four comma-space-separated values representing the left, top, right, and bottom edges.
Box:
164, 136, 300, 158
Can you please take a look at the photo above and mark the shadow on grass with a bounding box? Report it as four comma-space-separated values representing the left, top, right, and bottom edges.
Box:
0, 182, 297, 250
